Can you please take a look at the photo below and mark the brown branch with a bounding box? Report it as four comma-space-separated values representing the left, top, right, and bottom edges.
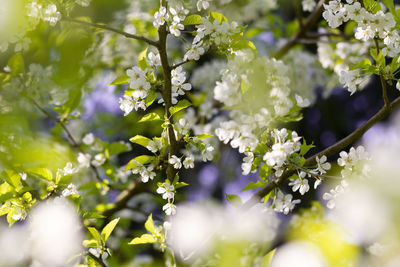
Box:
171, 59, 192, 69
244, 96, 400, 207
28, 97, 105, 183
272, 0, 327, 59
156, 1, 180, 182
62, 17, 159, 47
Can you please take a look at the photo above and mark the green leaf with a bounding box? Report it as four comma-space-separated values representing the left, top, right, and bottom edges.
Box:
261, 248, 276, 266
169, 99, 192, 116
110, 74, 129, 85
226, 194, 242, 205
210, 11, 228, 23
183, 14, 202, 25
299, 141, 315, 156
144, 214, 155, 234
64, 88, 82, 113
138, 47, 149, 70
382, 0, 395, 14
146, 90, 157, 107
101, 218, 120, 242
138, 113, 162, 123
128, 234, 156, 245
363, 0, 381, 13
125, 155, 154, 170
197, 133, 213, 139
8, 53, 25, 76
82, 239, 99, 248
1, 170, 21, 188
241, 180, 266, 192
108, 142, 130, 155
26, 168, 53, 181
174, 181, 188, 189
129, 135, 152, 147
350, 58, 372, 71
87, 227, 102, 246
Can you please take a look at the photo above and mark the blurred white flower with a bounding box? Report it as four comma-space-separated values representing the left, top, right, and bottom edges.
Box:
28, 198, 83, 265
271, 241, 328, 267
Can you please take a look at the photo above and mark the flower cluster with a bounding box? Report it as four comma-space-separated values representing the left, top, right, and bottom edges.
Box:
157, 182, 176, 216
322, 1, 399, 92
337, 145, 370, 178
264, 129, 302, 177
274, 191, 301, 215
153, 3, 189, 37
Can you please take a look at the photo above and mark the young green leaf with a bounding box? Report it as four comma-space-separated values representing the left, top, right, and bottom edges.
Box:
26, 168, 53, 181
169, 99, 192, 116
241, 180, 266, 192
183, 14, 202, 25
197, 133, 213, 139
144, 214, 155, 234
87, 227, 102, 246
128, 234, 156, 245
138, 47, 149, 70
138, 113, 162, 123
125, 155, 154, 170
101, 217, 120, 242
129, 135, 152, 147
210, 11, 228, 23
226, 194, 242, 205
110, 74, 129, 85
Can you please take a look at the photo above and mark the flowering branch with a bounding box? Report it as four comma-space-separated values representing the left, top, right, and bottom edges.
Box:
245, 96, 400, 207
62, 17, 159, 47
156, 1, 180, 183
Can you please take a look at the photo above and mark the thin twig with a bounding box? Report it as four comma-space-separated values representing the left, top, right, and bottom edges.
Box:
272, 0, 328, 59
28, 97, 104, 183
244, 96, 400, 207
171, 59, 192, 69
62, 17, 159, 47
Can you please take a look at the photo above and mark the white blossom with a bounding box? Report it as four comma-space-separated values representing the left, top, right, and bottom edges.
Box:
315, 155, 331, 174
91, 154, 106, 167
43, 4, 61, 26
153, 7, 169, 28
147, 140, 162, 153
169, 155, 182, 169
183, 154, 195, 169
157, 183, 175, 200
77, 153, 91, 168
302, 0, 316, 12
274, 191, 301, 215
82, 133, 95, 145
61, 183, 79, 197
163, 203, 177, 216
288, 176, 310, 195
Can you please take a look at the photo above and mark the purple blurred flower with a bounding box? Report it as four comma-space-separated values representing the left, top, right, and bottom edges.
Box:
83, 72, 123, 120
